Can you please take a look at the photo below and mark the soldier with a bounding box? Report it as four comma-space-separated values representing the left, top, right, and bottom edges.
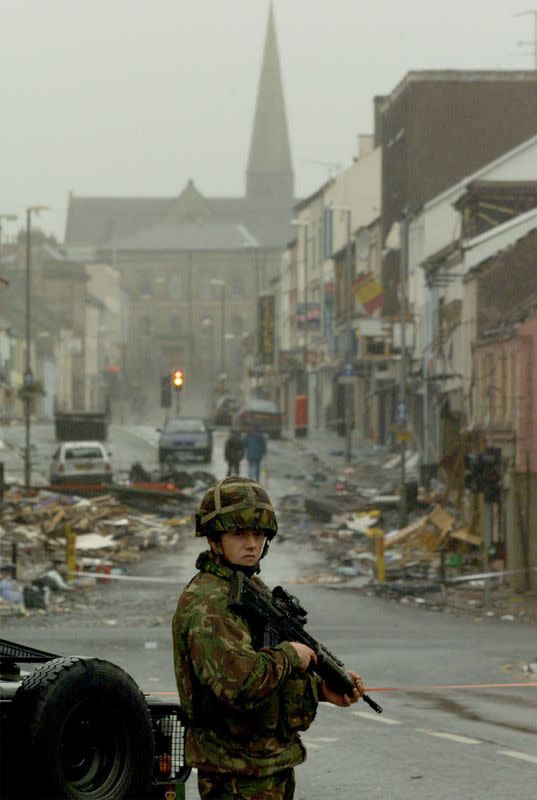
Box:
172, 476, 365, 799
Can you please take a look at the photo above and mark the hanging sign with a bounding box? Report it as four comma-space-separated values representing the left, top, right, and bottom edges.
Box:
352, 272, 384, 315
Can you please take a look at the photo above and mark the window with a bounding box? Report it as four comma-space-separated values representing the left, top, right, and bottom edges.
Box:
230, 270, 244, 296
166, 418, 206, 433
170, 314, 181, 333
64, 446, 104, 460
138, 272, 153, 297
169, 273, 183, 298
231, 315, 243, 336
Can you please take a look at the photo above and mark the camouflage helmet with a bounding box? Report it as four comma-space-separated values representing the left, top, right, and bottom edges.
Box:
195, 476, 278, 540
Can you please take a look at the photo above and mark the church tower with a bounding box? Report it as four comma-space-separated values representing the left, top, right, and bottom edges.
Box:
246, 3, 294, 207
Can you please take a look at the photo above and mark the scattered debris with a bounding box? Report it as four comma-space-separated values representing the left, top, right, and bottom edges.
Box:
0, 477, 202, 616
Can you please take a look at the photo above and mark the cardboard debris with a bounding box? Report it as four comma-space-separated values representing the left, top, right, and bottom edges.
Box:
345, 512, 382, 534
0, 483, 199, 610
449, 527, 482, 547
385, 506, 455, 552
427, 505, 455, 537
75, 533, 116, 551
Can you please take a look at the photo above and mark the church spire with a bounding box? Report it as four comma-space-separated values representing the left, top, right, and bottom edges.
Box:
246, 2, 294, 206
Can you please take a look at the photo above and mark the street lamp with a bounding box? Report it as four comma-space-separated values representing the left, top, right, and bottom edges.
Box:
24, 205, 48, 491
210, 279, 226, 375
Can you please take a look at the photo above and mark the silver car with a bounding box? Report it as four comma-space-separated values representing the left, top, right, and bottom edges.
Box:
50, 440, 113, 485
157, 417, 213, 465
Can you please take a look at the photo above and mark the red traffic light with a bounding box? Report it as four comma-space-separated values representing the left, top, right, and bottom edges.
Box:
172, 369, 184, 389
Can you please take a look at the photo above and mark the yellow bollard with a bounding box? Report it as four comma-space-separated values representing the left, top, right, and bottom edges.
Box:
65, 522, 76, 582
369, 527, 385, 583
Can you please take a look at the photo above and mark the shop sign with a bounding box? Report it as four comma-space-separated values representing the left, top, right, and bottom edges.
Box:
257, 294, 274, 366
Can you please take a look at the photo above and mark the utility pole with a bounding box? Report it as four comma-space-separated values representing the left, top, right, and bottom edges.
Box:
24, 210, 33, 492
344, 208, 353, 465
399, 212, 409, 528
23, 206, 47, 492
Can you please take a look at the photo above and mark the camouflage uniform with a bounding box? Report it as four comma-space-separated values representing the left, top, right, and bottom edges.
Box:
172, 479, 319, 799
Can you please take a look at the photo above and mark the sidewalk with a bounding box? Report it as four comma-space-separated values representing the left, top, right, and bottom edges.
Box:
283, 426, 389, 465
281, 427, 398, 490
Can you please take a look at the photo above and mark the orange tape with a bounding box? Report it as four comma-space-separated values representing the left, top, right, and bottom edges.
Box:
149, 682, 537, 697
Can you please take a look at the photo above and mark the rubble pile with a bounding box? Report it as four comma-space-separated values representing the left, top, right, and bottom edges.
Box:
0, 474, 209, 616
277, 451, 482, 593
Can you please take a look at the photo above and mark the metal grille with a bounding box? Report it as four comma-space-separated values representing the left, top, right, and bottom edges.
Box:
0, 639, 58, 663
150, 704, 190, 785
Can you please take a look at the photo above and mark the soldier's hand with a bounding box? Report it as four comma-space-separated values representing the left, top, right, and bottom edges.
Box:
322, 671, 365, 707
289, 641, 317, 671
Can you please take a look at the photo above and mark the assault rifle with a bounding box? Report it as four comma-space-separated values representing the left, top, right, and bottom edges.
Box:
228, 572, 383, 714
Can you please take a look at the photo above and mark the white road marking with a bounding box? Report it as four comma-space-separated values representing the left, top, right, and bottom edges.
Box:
303, 737, 339, 743
352, 711, 401, 725
416, 729, 481, 744
497, 750, 537, 765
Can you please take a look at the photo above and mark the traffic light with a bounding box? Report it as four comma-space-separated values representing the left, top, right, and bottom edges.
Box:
480, 447, 502, 503
464, 448, 502, 503
464, 452, 484, 493
172, 369, 184, 391
161, 375, 171, 408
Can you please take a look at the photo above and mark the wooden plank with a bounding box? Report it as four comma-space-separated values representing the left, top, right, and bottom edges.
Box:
449, 528, 482, 547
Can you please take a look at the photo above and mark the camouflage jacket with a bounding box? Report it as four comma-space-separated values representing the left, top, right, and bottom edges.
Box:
172, 549, 319, 776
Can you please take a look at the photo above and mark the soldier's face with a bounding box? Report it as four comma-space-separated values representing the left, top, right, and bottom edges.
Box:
219, 529, 266, 566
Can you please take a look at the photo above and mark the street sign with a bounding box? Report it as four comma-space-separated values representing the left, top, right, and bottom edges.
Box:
338, 376, 355, 385
396, 431, 412, 442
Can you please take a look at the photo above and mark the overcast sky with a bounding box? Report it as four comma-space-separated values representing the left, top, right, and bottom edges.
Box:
1, 0, 535, 240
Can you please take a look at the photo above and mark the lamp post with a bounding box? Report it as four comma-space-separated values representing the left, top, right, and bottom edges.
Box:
24, 205, 48, 491
344, 208, 353, 464
399, 212, 409, 528
210, 279, 226, 376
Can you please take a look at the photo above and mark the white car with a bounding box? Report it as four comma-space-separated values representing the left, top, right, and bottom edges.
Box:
50, 440, 113, 485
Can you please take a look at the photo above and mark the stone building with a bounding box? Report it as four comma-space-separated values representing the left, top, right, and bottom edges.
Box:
63, 5, 296, 418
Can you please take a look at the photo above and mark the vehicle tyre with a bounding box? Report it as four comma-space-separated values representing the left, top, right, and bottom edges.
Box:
9, 656, 154, 800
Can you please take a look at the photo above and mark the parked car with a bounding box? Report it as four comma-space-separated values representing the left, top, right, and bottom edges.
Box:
234, 398, 283, 439
49, 440, 112, 485
213, 394, 240, 426
157, 416, 213, 465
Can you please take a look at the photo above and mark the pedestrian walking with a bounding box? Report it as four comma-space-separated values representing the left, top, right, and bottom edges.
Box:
172, 476, 365, 800
223, 428, 244, 476
243, 424, 266, 481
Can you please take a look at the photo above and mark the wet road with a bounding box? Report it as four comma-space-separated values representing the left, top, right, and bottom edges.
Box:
2, 423, 537, 798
